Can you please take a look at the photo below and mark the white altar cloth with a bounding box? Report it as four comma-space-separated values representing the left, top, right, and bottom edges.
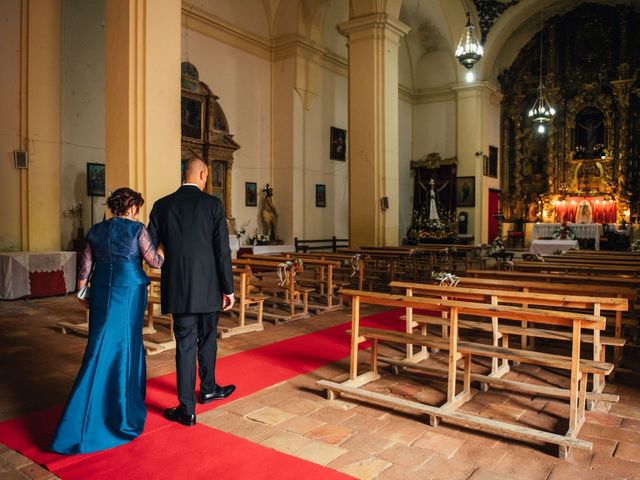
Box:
0, 251, 76, 300
532, 223, 604, 250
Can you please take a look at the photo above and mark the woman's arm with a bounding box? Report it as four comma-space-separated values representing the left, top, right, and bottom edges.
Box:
139, 226, 164, 268
77, 242, 93, 307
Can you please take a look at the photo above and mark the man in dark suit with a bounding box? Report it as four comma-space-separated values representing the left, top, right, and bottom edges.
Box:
148, 156, 235, 426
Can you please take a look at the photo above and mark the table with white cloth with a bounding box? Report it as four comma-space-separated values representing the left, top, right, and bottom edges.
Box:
532, 223, 604, 250
0, 251, 76, 299
529, 239, 580, 255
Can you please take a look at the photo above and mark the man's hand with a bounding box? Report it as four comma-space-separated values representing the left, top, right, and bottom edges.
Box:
222, 293, 235, 311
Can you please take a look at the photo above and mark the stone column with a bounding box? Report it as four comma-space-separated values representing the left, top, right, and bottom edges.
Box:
105, 0, 181, 219
453, 82, 502, 244
339, 13, 409, 247
22, 0, 62, 251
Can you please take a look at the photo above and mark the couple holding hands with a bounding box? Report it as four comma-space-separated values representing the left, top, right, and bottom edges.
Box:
51, 157, 236, 454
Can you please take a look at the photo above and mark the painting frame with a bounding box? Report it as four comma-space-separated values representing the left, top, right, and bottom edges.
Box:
245, 182, 257, 207
330, 127, 347, 161
87, 162, 105, 197
456, 176, 475, 207
181, 93, 204, 142
488, 145, 498, 178
315, 184, 326, 208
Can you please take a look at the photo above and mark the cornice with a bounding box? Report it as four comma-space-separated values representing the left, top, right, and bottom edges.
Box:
337, 13, 411, 40
273, 34, 348, 77
182, 3, 272, 61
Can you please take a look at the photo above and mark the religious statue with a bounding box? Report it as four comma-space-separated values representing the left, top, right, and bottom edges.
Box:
575, 199, 592, 224
419, 177, 449, 221
261, 184, 278, 241
577, 119, 603, 155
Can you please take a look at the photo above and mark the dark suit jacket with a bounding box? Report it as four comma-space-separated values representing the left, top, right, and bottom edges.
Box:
148, 185, 233, 314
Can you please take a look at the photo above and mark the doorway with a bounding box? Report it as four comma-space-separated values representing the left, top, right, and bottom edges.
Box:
488, 189, 501, 241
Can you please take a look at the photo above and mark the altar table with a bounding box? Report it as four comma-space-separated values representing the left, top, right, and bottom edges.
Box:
532, 223, 604, 250
0, 251, 76, 299
529, 239, 580, 255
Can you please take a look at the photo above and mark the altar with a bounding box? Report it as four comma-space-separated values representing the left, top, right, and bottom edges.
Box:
0, 251, 76, 300
532, 223, 604, 250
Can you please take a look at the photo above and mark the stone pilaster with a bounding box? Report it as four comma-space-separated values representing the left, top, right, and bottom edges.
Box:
338, 13, 410, 247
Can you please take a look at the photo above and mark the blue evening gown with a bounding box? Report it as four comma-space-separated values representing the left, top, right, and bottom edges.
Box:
51, 218, 162, 454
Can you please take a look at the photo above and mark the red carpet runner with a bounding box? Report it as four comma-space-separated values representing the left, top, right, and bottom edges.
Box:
0, 309, 404, 479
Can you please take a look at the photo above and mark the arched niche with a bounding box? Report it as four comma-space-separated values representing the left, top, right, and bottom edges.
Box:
180, 62, 240, 225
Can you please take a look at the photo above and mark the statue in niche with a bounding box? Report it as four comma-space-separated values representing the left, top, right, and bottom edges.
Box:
419, 177, 450, 221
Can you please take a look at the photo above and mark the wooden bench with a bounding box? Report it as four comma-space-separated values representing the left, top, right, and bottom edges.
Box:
232, 258, 311, 323
388, 280, 626, 407
319, 289, 610, 458
238, 254, 344, 313
218, 266, 267, 338
459, 274, 638, 365
294, 236, 348, 253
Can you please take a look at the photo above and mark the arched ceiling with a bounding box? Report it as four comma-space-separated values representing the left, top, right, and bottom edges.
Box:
186, 0, 640, 92
480, 0, 640, 85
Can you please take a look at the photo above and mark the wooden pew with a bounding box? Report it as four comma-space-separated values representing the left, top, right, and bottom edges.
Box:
232, 258, 311, 323
388, 280, 626, 407
238, 253, 344, 313
218, 266, 267, 338
294, 236, 348, 253
319, 289, 610, 458
463, 271, 640, 364
289, 251, 366, 291
510, 261, 640, 277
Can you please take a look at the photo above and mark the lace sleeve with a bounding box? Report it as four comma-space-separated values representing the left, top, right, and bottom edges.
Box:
139, 226, 164, 268
78, 242, 94, 281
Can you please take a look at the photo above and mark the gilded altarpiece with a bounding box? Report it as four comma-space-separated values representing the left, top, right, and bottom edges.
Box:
181, 62, 240, 229
499, 4, 640, 222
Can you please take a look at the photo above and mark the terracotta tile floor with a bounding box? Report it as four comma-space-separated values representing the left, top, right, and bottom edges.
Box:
1, 296, 640, 479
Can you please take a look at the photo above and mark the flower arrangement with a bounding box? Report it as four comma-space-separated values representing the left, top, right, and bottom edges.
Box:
277, 258, 304, 286
247, 230, 271, 245
488, 237, 505, 255
407, 209, 456, 242
65, 203, 84, 239
552, 222, 576, 240
235, 221, 250, 244
631, 240, 640, 253
431, 271, 460, 287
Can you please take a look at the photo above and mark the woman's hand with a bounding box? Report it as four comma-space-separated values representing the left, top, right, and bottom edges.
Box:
156, 243, 165, 259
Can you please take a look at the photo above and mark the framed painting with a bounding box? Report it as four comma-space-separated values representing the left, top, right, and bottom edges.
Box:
330, 127, 346, 161
315, 184, 326, 208
87, 163, 105, 197
456, 176, 475, 207
488, 145, 498, 177
245, 182, 257, 206
181, 94, 204, 141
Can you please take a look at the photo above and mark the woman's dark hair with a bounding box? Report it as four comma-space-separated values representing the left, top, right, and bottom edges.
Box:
107, 187, 144, 217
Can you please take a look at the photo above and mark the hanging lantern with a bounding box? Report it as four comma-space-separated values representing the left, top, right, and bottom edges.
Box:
529, 15, 556, 134
455, 12, 483, 69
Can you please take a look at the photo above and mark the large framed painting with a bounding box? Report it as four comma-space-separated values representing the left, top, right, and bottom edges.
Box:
87, 163, 105, 197
456, 176, 475, 207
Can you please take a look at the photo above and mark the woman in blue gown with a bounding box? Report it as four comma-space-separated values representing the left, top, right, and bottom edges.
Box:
51, 188, 164, 454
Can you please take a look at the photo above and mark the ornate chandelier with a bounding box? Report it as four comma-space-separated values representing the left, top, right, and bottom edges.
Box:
528, 15, 555, 133
455, 12, 483, 69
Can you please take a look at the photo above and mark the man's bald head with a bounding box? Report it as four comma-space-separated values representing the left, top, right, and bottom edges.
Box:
183, 157, 208, 190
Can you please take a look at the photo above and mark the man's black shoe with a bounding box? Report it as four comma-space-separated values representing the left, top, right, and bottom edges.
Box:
199, 384, 236, 404
164, 407, 196, 426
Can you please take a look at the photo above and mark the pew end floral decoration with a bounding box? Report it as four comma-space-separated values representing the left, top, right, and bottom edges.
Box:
277, 258, 304, 286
